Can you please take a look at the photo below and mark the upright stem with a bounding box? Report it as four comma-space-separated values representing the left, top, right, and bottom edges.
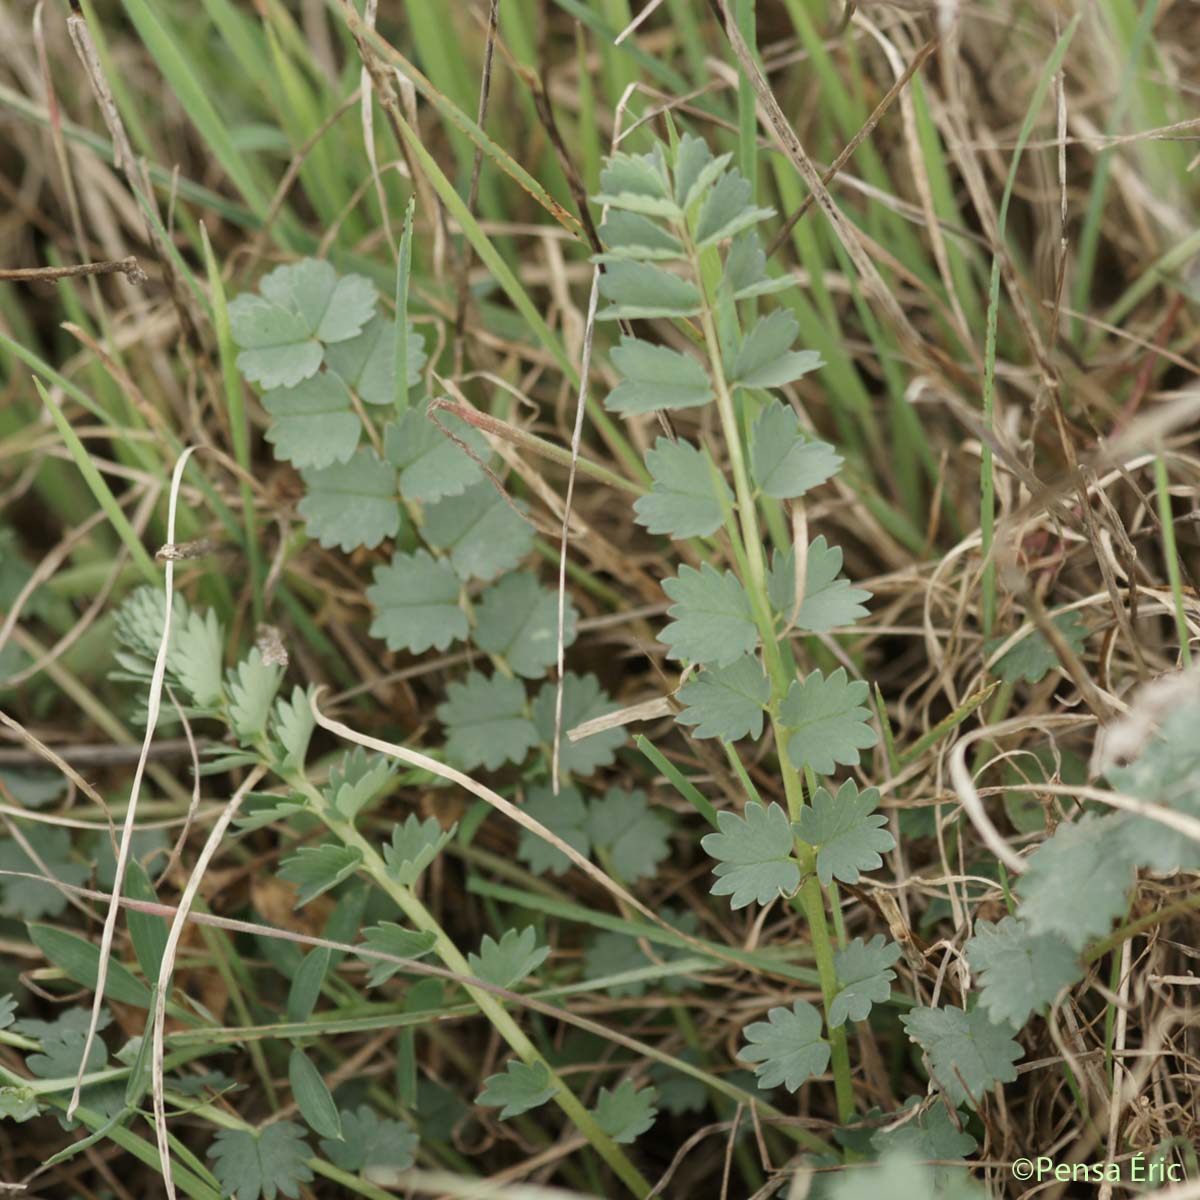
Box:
291, 776, 651, 1199
691, 243, 856, 1122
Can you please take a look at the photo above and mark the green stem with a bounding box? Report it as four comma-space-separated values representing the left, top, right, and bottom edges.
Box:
291, 776, 651, 1199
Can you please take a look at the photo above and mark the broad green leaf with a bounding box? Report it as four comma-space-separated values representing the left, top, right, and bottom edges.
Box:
325, 748, 395, 821
531, 674, 625, 775
229, 259, 375, 389
172, 607, 225, 709
1015, 814, 1132, 950
383, 815, 456, 888
768, 538, 872, 632
750, 400, 842, 499
516, 784, 591, 876
477, 1059, 558, 1120
724, 232, 793, 300
901, 1005, 1023, 1110
0, 994, 14, 1030
0, 767, 66, 809
289, 1047, 342, 1140
278, 844, 362, 906
298, 448, 401, 551
263, 374, 360, 468
700, 801, 800, 909
325, 311, 426, 405
591, 1080, 658, 1143
367, 550, 467, 655
793, 780, 894, 887
383, 402, 489, 502
871, 1098, 978, 1163
780, 667, 878, 774
259, 259, 375, 344
606, 337, 713, 415
675, 654, 770, 741
226, 649, 284, 741
0, 825, 88, 920
319, 1106, 418, 1180
272, 685, 316, 772
207, 1121, 313, 1200
695, 170, 773, 246
359, 922, 439, 986
287, 948, 330, 1024
28, 924, 151, 1008
467, 926, 550, 989
21, 1008, 108, 1080
736, 999, 830, 1092
966, 916, 1081, 1027
422, 481, 533, 582
830, 935, 900, 1027
730, 310, 823, 390
633, 438, 732, 538
597, 211, 683, 261
674, 134, 731, 210
474, 572, 577, 678
596, 261, 701, 320
984, 611, 1089, 684
586, 788, 671, 882
0, 1084, 37, 1123
660, 563, 758, 667
437, 672, 537, 771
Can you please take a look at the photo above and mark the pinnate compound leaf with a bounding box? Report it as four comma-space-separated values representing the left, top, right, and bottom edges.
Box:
319, 1106, 418, 1179
263, 374, 360, 468
383, 815, 456, 888
634, 438, 732, 539
298, 448, 400, 552
468, 926, 550, 989
901, 1005, 1023, 1110
966, 916, 1081, 1027
606, 337, 713, 415
985, 610, 1089, 684
517, 785, 591, 876
383, 403, 489, 502
207, 1122, 313, 1200
325, 748, 395, 821
422, 481, 533, 583
751, 400, 842, 499
1015, 814, 1132, 950
226, 649, 284, 741
325, 311, 425, 405
661, 563, 758, 667
597, 261, 701, 320
586, 788, 671, 882
359, 922, 438, 986
531, 674, 625, 776
830, 935, 900, 1027
701, 801, 799, 909
474, 572, 577, 678
278, 844, 362, 907
695, 170, 773, 246
437, 672, 537, 771
737, 1000, 830, 1092
367, 550, 467, 655
477, 1059, 558, 1120
780, 667, 878, 774
730, 311, 822, 390
793, 780, 894, 887
768, 538, 871, 632
591, 1080, 658, 1143
289, 1047, 341, 1140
